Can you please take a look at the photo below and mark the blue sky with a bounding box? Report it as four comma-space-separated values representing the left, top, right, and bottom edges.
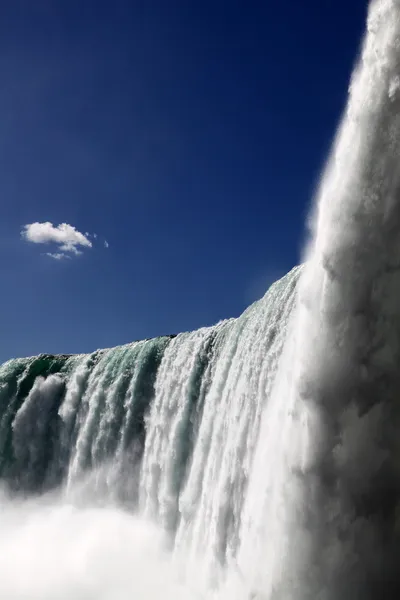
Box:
0, 0, 367, 362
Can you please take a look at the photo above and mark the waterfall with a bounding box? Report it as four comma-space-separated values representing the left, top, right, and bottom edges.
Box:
2, 1, 400, 598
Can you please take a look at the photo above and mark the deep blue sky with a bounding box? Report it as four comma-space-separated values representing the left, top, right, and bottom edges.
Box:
0, 0, 368, 361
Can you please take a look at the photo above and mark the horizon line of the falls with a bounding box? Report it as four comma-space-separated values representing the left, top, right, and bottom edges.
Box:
235, 1, 400, 598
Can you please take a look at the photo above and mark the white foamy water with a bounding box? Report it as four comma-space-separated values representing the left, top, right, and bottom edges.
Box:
0, 488, 200, 600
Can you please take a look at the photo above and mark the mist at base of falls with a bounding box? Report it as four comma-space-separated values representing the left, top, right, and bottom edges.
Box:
0, 489, 197, 600
3, 1, 400, 598
0, 481, 251, 600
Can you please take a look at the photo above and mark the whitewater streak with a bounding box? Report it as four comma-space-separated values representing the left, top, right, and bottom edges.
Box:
1, 1, 400, 598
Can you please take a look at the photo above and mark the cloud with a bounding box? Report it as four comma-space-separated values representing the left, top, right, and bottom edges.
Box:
22, 222, 93, 258
104, 240, 109, 248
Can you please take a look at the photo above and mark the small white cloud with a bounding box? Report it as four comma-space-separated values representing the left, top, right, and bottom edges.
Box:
22, 222, 93, 257
104, 240, 109, 248
45, 252, 71, 260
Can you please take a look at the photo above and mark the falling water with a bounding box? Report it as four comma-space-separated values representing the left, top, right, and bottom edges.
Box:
238, 1, 400, 598
1, 1, 400, 598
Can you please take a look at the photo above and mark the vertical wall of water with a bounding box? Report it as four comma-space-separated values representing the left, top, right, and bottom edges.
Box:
237, 2, 400, 599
